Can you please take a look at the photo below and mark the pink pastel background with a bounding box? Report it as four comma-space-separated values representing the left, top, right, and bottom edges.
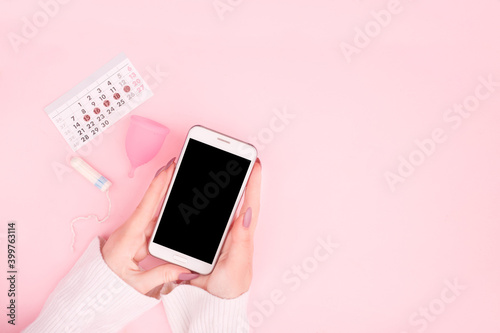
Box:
1, 0, 500, 332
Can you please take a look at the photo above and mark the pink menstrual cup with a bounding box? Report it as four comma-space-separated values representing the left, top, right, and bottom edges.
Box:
125, 115, 169, 177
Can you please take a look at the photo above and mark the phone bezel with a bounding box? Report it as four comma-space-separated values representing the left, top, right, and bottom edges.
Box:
148, 125, 257, 275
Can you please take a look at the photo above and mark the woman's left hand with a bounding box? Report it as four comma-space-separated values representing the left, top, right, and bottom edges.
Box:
102, 159, 191, 296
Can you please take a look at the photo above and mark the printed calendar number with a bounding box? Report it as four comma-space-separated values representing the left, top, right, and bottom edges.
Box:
45, 54, 153, 152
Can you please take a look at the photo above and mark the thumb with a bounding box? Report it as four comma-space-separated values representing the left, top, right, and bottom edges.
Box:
135, 263, 190, 294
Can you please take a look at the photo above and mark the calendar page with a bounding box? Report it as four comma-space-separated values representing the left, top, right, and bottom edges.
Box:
45, 53, 153, 151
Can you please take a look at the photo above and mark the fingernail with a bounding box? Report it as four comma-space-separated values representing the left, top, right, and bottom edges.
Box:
178, 273, 199, 281
256, 158, 261, 167
243, 207, 252, 229
154, 157, 176, 178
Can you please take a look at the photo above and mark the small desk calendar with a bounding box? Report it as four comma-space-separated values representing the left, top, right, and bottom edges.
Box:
45, 53, 153, 151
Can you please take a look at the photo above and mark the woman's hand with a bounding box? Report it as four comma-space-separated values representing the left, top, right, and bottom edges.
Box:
102, 158, 192, 296
190, 159, 262, 299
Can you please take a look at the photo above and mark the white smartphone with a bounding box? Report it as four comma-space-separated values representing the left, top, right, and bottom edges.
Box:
148, 125, 257, 274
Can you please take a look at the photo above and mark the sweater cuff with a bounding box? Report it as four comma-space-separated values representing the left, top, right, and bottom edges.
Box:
24, 237, 160, 333
161, 285, 249, 333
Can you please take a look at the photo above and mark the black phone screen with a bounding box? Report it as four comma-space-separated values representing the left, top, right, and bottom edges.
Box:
153, 138, 251, 263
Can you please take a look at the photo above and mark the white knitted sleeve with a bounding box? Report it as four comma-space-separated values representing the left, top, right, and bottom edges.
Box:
23, 237, 160, 333
161, 285, 249, 333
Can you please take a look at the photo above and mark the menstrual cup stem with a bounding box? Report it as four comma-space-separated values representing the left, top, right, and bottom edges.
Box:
128, 166, 136, 178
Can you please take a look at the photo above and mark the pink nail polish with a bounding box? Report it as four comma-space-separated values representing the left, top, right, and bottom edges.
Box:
154, 157, 175, 178
178, 273, 199, 281
243, 207, 252, 228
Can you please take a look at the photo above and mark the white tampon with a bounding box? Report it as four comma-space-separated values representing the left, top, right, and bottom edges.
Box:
70, 156, 111, 192
69, 156, 112, 251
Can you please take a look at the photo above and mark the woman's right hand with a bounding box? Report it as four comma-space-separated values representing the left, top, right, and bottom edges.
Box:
190, 159, 262, 299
